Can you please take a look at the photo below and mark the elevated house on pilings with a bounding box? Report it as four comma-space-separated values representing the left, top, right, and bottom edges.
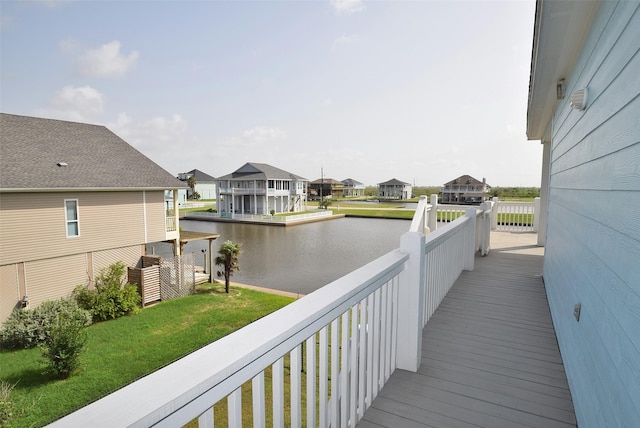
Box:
377, 178, 412, 200
341, 178, 365, 197
216, 162, 308, 216
441, 175, 491, 204
309, 178, 344, 200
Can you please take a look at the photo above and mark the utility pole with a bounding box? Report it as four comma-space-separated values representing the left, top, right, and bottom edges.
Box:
320, 167, 324, 205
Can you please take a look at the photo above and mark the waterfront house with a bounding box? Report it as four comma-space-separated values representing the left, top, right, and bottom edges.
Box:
177, 169, 216, 203
216, 162, 308, 215
526, 0, 640, 425
309, 178, 344, 200
0, 114, 186, 325
440, 175, 490, 204
377, 178, 412, 200
342, 178, 365, 197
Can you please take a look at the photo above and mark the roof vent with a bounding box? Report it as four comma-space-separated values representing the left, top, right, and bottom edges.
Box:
57, 162, 68, 167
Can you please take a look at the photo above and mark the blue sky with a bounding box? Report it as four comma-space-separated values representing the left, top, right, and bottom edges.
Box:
1, 0, 542, 187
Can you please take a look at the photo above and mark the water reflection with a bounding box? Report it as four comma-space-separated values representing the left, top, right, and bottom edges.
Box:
150, 218, 409, 295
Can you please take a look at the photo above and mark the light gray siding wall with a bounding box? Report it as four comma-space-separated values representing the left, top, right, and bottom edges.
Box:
543, 2, 640, 427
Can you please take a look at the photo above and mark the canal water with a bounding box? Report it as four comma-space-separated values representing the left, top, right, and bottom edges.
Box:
149, 217, 410, 295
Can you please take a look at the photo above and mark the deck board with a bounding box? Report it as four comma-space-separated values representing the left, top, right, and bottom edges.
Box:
358, 232, 576, 428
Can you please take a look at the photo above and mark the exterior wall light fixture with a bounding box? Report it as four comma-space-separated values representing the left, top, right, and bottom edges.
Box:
556, 79, 565, 99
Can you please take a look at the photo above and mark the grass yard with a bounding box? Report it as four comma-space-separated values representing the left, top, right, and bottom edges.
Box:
0, 284, 294, 428
337, 208, 414, 219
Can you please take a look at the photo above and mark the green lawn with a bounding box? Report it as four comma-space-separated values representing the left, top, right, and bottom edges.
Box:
335, 207, 415, 219
0, 284, 294, 428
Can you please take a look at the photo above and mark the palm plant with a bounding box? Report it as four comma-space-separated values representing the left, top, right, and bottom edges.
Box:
215, 240, 241, 293
187, 175, 196, 199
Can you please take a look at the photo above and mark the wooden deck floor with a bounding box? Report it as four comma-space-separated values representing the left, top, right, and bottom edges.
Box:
358, 232, 576, 428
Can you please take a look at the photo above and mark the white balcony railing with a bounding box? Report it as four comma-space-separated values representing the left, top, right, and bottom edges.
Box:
48, 197, 492, 428
434, 197, 537, 233
165, 216, 177, 232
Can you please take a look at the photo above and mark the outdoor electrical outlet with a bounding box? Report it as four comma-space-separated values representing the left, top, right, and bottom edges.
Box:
574, 303, 581, 322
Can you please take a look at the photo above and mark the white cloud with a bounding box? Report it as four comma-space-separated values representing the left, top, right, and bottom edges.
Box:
110, 113, 188, 151
241, 126, 287, 145
322, 98, 333, 107
331, 34, 360, 51
330, 0, 365, 15
75, 40, 139, 79
34, 85, 104, 123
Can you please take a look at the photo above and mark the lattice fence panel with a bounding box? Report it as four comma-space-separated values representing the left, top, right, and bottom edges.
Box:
159, 253, 196, 301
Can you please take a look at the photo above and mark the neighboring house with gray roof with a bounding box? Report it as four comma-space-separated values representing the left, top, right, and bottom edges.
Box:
216, 162, 308, 216
0, 113, 186, 324
377, 178, 412, 200
342, 178, 365, 197
177, 169, 217, 203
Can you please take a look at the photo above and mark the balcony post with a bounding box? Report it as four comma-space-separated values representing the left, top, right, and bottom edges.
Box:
533, 197, 541, 232
428, 194, 438, 232
397, 231, 425, 372
480, 201, 492, 256
464, 208, 476, 271
174, 189, 181, 256
491, 197, 499, 230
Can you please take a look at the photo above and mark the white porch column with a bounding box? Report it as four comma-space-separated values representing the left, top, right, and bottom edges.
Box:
174, 189, 181, 256
538, 140, 551, 246
428, 194, 438, 232
491, 197, 499, 230
397, 231, 425, 372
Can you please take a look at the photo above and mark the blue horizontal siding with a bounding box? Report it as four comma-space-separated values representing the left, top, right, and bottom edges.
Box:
544, 1, 640, 427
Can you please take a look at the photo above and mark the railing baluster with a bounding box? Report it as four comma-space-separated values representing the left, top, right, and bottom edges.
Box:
365, 294, 374, 407
358, 300, 367, 418
379, 283, 387, 385
350, 304, 359, 427
390, 276, 399, 370
290, 345, 302, 428
273, 357, 284, 428
252, 372, 265, 428
320, 326, 329, 428
371, 288, 381, 399
330, 318, 340, 428
306, 335, 317, 428
228, 387, 242, 428
197, 407, 214, 428
340, 311, 350, 428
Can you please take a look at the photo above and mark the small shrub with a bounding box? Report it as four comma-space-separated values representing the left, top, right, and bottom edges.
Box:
0, 381, 16, 427
73, 261, 141, 322
0, 299, 91, 350
40, 313, 88, 379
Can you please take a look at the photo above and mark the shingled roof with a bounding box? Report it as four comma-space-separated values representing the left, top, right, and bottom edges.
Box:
443, 175, 488, 187
217, 162, 307, 181
378, 178, 411, 186
0, 114, 186, 191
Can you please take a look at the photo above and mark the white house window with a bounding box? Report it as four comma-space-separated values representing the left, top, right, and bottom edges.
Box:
65, 199, 79, 237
